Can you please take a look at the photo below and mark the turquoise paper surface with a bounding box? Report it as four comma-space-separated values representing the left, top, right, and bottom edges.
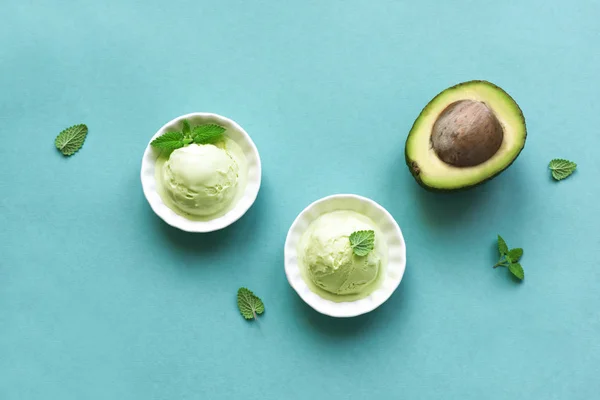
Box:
1, 1, 599, 399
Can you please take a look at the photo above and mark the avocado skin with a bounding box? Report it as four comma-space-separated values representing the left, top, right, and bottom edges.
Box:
405, 80, 527, 192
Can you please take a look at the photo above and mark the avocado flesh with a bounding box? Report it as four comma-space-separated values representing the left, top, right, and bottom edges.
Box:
405, 80, 526, 191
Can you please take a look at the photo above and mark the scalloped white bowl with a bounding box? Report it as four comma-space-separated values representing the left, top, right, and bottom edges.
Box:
141, 113, 261, 233
285, 194, 406, 318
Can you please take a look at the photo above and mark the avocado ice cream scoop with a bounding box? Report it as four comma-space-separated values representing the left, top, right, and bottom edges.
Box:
301, 210, 382, 296
162, 143, 239, 216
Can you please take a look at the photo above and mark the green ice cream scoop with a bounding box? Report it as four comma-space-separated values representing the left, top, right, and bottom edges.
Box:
162, 144, 239, 216
302, 211, 381, 296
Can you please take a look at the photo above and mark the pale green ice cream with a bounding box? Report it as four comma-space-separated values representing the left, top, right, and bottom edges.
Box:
162, 143, 239, 217
300, 210, 385, 298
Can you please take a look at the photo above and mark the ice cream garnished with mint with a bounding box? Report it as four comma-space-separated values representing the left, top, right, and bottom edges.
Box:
151, 119, 247, 220
298, 210, 387, 301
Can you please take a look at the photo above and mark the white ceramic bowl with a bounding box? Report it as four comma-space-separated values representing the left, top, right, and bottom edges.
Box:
141, 113, 261, 232
284, 194, 406, 318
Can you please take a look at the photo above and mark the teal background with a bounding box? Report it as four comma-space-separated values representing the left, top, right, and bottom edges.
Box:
1, 0, 599, 399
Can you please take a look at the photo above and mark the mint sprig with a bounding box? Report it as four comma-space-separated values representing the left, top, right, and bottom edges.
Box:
349, 230, 375, 256
549, 159, 577, 181
151, 119, 225, 150
493, 235, 524, 281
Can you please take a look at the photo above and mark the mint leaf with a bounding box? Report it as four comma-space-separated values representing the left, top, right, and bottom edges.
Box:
55, 124, 88, 156
181, 119, 191, 138
508, 263, 524, 280
193, 124, 226, 144
498, 235, 508, 255
151, 131, 185, 150
549, 159, 577, 181
508, 248, 523, 262
349, 230, 375, 256
237, 288, 264, 320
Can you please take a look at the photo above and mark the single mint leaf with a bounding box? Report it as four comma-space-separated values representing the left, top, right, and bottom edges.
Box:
498, 235, 508, 256
55, 124, 88, 156
237, 287, 264, 320
193, 124, 226, 144
349, 230, 375, 256
151, 131, 185, 150
508, 263, 524, 280
181, 119, 191, 138
549, 159, 577, 181
508, 248, 523, 262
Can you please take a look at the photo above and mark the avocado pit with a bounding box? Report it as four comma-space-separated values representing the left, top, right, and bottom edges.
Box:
431, 100, 503, 167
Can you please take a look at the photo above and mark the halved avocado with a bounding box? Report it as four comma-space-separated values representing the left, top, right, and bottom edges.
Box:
405, 80, 526, 191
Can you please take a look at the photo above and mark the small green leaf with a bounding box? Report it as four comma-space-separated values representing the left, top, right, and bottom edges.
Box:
497, 235, 508, 256
508, 263, 524, 280
493, 236, 525, 281
237, 288, 264, 320
150, 131, 185, 150
181, 119, 191, 138
55, 124, 88, 156
193, 124, 226, 144
508, 248, 523, 262
549, 159, 577, 181
349, 230, 375, 256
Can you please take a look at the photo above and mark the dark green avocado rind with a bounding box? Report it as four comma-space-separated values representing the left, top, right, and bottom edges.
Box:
405, 80, 527, 192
